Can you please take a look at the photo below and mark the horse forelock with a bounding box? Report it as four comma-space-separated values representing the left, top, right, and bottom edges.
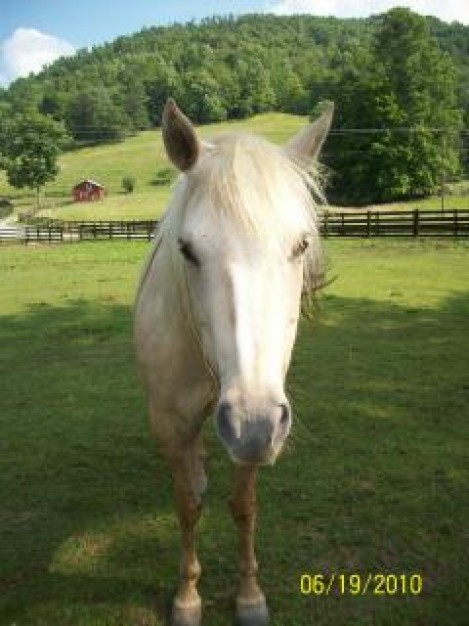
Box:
198, 134, 321, 235
161, 132, 325, 305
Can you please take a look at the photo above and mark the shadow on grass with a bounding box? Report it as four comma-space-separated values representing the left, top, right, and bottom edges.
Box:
0, 293, 468, 625
0, 300, 174, 624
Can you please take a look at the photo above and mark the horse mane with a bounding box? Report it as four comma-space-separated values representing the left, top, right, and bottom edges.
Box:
159, 132, 326, 310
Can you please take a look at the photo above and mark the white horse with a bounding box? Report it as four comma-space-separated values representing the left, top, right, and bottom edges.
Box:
134, 99, 333, 626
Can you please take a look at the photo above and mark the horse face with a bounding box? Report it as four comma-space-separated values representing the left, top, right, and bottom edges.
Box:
179, 200, 308, 465
162, 99, 333, 465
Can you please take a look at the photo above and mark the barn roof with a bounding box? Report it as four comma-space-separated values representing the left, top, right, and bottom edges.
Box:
73, 179, 105, 190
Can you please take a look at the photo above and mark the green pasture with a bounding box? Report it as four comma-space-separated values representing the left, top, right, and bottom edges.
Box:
0, 239, 468, 625
0, 113, 307, 222
1, 112, 468, 222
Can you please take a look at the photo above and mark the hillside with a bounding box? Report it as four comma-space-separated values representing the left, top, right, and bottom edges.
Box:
1, 11, 468, 209
1, 110, 467, 222
1, 13, 468, 136
0, 112, 308, 221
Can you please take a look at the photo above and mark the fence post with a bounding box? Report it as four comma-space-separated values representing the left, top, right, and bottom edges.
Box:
366, 211, 371, 237
413, 209, 420, 237
453, 209, 458, 237
341, 212, 345, 236
323, 212, 329, 238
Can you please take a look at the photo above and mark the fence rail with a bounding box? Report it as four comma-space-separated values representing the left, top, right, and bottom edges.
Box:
321, 209, 469, 238
0, 220, 157, 245
1, 209, 469, 244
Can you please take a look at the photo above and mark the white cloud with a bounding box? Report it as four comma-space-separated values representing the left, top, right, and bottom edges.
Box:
0, 28, 75, 86
265, 0, 469, 24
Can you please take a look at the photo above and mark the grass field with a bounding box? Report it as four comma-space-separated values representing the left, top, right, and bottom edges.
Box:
1, 239, 468, 625
1, 112, 468, 221
0, 113, 308, 222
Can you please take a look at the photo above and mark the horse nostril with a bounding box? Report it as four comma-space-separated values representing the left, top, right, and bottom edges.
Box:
216, 401, 236, 444
279, 403, 291, 429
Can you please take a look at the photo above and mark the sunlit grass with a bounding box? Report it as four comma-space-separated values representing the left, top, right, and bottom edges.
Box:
0, 113, 305, 205
36, 188, 171, 221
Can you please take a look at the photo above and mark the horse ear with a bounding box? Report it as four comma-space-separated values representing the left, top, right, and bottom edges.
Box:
162, 99, 201, 171
285, 101, 334, 165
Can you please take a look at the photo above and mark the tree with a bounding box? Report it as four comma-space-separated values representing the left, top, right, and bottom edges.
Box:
0, 102, 13, 169
377, 9, 463, 192
270, 60, 307, 113
118, 69, 150, 130
145, 61, 181, 125
4, 77, 43, 116
0, 113, 69, 210
65, 87, 129, 143
180, 68, 227, 123
39, 88, 69, 121
325, 8, 463, 204
233, 57, 276, 118
0, 13, 466, 152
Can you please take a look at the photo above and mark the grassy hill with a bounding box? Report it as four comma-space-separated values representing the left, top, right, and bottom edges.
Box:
0, 113, 309, 221
1, 12, 467, 210
1, 111, 468, 222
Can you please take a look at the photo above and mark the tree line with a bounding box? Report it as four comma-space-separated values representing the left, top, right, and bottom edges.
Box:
0, 9, 467, 205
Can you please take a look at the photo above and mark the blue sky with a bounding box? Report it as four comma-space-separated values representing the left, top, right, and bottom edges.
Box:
0, 1, 262, 50
1, 0, 469, 86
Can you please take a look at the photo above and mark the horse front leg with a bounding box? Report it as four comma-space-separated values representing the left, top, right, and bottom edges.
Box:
167, 447, 204, 626
230, 466, 270, 626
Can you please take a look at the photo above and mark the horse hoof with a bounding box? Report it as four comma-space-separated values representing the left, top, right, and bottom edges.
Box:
171, 603, 202, 626
236, 601, 270, 626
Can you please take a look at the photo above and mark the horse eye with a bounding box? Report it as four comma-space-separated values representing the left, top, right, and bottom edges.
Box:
291, 237, 309, 259
178, 239, 200, 267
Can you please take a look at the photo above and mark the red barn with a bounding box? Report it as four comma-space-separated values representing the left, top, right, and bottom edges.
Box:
73, 180, 106, 202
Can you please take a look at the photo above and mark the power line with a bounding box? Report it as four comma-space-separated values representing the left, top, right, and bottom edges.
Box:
328, 127, 468, 135
29, 126, 469, 134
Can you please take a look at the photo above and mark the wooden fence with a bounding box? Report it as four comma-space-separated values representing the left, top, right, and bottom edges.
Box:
1, 210, 469, 244
322, 209, 469, 238
0, 225, 63, 244
0, 220, 156, 245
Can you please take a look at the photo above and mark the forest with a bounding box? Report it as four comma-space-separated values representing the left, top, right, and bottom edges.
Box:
1, 9, 468, 204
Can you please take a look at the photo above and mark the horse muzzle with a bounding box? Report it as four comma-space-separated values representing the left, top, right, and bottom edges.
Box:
215, 399, 292, 465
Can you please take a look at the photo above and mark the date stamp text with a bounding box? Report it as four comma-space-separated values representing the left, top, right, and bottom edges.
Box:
300, 573, 423, 596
